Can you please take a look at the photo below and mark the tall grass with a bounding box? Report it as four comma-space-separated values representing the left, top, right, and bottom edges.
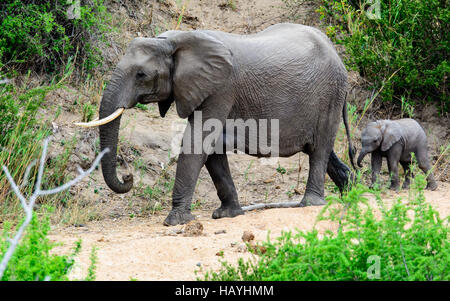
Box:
0, 78, 56, 217
0, 75, 81, 221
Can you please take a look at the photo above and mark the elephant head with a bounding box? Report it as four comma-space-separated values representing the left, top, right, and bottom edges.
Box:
77, 31, 233, 193
357, 120, 403, 167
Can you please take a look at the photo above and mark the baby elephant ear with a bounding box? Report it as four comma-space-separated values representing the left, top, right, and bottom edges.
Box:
381, 122, 403, 151
167, 31, 233, 119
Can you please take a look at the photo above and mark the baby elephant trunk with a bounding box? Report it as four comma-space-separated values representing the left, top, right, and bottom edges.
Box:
357, 149, 369, 168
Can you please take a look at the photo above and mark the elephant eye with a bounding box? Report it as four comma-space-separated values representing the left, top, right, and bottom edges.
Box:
136, 71, 146, 79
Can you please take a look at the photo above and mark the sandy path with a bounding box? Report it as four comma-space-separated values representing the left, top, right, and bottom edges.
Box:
49, 182, 449, 281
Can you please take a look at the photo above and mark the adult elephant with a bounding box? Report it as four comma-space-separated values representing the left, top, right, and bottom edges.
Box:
76, 23, 355, 226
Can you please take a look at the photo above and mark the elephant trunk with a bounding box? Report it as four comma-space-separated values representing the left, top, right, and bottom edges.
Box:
99, 78, 133, 193
357, 149, 368, 168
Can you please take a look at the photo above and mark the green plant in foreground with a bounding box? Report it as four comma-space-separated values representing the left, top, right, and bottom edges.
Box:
202, 173, 449, 281
85, 246, 98, 281
0, 212, 80, 281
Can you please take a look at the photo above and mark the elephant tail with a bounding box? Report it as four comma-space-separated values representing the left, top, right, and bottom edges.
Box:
342, 97, 356, 170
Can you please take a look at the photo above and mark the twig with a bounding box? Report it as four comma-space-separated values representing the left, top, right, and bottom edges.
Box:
0, 139, 109, 279
242, 201, 302, 211
356, 69, 401, 129
399, 240, 410, 277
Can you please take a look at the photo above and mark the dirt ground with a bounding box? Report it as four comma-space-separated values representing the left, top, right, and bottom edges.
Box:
45, 0, 449, 280
49, 184, 450, 281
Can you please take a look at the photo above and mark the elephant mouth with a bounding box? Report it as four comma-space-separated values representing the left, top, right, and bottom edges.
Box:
137, 93, 159, 104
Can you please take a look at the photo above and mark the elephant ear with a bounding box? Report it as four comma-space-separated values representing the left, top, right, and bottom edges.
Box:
167, 31, 233, 119
381, 121, 403, 151
158, 97, 174, 117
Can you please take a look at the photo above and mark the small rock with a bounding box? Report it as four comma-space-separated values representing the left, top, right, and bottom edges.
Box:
242, 231, 255, 242
214, 229, 226, 235
183, 220, 204, 237
196, 262, 202, 267
249, 244, 267, 255
236, 244, 247, 253
163, 229, 178, 236
51, 122, 59, 133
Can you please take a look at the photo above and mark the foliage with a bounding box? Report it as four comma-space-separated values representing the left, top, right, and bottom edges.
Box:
0, 78, 55, 212
0, 0, 112, 76
85, 246, 98, 281
0, 211, 80, 281
316, 0, 449, 112
0, 78, 78, 220
203, 173, 449, 281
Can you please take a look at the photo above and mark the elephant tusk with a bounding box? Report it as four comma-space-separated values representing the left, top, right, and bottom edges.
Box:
74, 108, 124, 127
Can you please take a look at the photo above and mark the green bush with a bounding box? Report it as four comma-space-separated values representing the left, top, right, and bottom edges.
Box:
0, 0, 111, 76
0, 212, 80, 281
315, 0, 448, 112
203, 173, 449, 281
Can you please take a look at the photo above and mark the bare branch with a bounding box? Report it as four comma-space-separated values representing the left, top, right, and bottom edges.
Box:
20, 159, 37, 189
242, 201, 303, 211
0, 138, 109, 279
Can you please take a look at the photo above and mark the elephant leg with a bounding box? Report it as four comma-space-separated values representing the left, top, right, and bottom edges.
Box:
164, 98, 232, 226
415, 149, 438, 190
205, 153, 244, 219
370, 150, 382, 188
300, 148, 329, 206
326, 150, 352, 191
387, 145, 402, 191
164, 153, 207, 226
400, 161, 412, 189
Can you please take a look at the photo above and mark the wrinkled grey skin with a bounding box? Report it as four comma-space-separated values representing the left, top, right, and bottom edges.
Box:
98, 23, 355, 226
357, 119, 437, 191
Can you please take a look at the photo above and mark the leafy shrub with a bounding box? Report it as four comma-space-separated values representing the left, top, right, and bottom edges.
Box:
316, 0, 449, 112
0, 211, 80, 281
0, 0, 112, 76
203, 173, 449, 281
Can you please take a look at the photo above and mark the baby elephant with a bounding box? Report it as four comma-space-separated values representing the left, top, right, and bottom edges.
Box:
357, 118, 437, 191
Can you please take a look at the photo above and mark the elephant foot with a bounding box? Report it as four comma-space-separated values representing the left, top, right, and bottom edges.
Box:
389, 184, 400, 191
426, 181, 438, 191
212, 206, 244, 219
163, 209, 195, 226
299, 192, 326, 207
